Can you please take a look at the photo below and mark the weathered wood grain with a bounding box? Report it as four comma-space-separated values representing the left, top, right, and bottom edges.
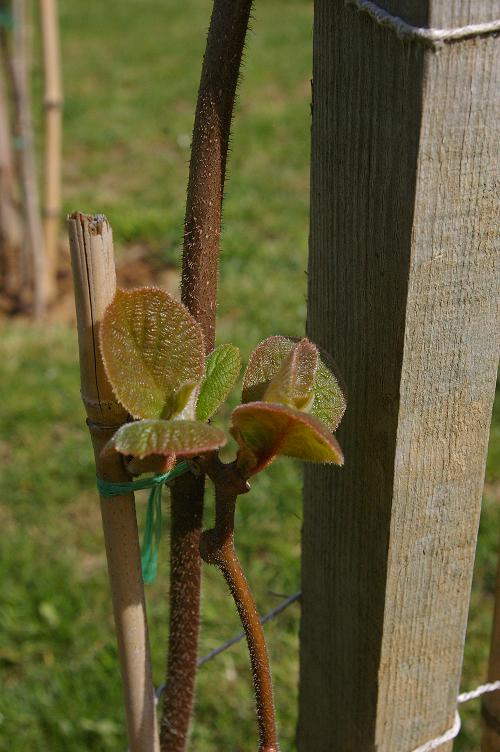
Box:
380, 0, 500, 27
299, 1, 500, 750
428, 1, 500, 27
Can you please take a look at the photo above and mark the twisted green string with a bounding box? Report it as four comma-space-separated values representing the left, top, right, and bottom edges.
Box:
0, 10, 13, 28
96, 460, 190, 584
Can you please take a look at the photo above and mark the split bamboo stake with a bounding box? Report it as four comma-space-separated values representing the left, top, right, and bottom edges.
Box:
482, 544, 500, 751
40, 0, 62, 304
11, 0, 46, 317
68, 212, 160, 752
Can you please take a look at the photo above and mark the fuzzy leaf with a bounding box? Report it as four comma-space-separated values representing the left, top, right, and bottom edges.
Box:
242, 335, 346, 431
100, 288, 205, 419
110, 419, 226, 459
126, 454, 177, 477
263, 338, 318, 411
231, 402, 343, 475
196, 344, 241, 422
313, 354, 346, 431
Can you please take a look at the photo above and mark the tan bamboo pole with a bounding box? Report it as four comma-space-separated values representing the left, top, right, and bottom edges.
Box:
68, 212, 160, 752
482, 544, 500, 751
11, 0, 46, 317
40, 0, 62, 304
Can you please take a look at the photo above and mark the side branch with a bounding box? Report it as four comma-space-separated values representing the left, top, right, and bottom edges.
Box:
200, 459, 279, 752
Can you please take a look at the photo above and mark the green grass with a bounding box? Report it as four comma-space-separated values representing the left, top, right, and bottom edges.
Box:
0, 325, 303, 751
0, 0, 498, 749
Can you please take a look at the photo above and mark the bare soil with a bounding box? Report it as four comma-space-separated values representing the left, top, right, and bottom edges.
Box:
0, 243, 180, 325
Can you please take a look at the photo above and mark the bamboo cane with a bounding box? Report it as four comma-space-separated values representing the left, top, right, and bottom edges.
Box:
68, 212, 160, 752
11, 0, 46, 317
482, 543, 500, 751
40, 0, 62, 304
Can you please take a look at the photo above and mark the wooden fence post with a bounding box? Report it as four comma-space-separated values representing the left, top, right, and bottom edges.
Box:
299, 2, 500, 751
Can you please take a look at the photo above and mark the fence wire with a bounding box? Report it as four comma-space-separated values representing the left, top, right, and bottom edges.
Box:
155, 590, 302, 701
123, 590, 500, 751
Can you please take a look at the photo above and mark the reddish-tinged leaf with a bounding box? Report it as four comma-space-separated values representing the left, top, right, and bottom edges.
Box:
242, 335, 346, 431
263, 338, 318, 410
126, 454, 177, 477
231, 401, 343, 475
100, 287, 205, 419
110, 419, 226, 459
242, 336, 293, 403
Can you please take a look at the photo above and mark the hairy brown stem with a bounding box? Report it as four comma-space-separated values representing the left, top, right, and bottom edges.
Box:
181, 0, 254, 350
200, 460, 279, 752
161, 2, 253, 750
161, 473, 204, 751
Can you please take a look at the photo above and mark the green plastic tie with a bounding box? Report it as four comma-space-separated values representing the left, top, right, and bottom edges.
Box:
0, 10, 13, 28
96, 460, 190, 584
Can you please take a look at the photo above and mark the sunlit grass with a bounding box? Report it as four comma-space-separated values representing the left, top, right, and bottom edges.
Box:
0, 0, 498, 749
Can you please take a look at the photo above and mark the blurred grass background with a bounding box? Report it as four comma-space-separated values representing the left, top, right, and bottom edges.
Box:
0, 0, 498, 749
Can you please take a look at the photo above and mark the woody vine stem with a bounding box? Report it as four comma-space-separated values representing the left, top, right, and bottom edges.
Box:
161, 1, 254, 750
199, 454, 279, 752
69, 3, 345, 751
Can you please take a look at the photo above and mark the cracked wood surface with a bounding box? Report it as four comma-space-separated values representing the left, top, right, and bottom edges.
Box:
299, 1, 499, 750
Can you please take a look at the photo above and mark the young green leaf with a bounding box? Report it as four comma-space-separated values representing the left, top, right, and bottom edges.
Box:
312, 353, 346, 431
263, 338, 318, 411
242, 336, 293, 403
196, 343, 241, 422
242, 335, 346, 431
109, 419, 226, 459
100, 287, 205, 420
231, 401, 343, 476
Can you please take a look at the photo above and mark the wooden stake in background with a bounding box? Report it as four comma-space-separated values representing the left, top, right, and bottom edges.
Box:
40, 0, 62, 304
0, 47, 22, 305
11, 0, 46, 317
68, 212, 159, 752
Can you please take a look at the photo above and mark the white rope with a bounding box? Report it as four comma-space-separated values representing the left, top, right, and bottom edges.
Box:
147, 676, 500, 752
458, 680, 500, 704
346, 0, 500, 47
410, 680, 500, 752
411, 712, 461, 752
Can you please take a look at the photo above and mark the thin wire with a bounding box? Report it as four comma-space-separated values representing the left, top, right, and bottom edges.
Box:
122, 588, 499, 752
154, 591, 301, 702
